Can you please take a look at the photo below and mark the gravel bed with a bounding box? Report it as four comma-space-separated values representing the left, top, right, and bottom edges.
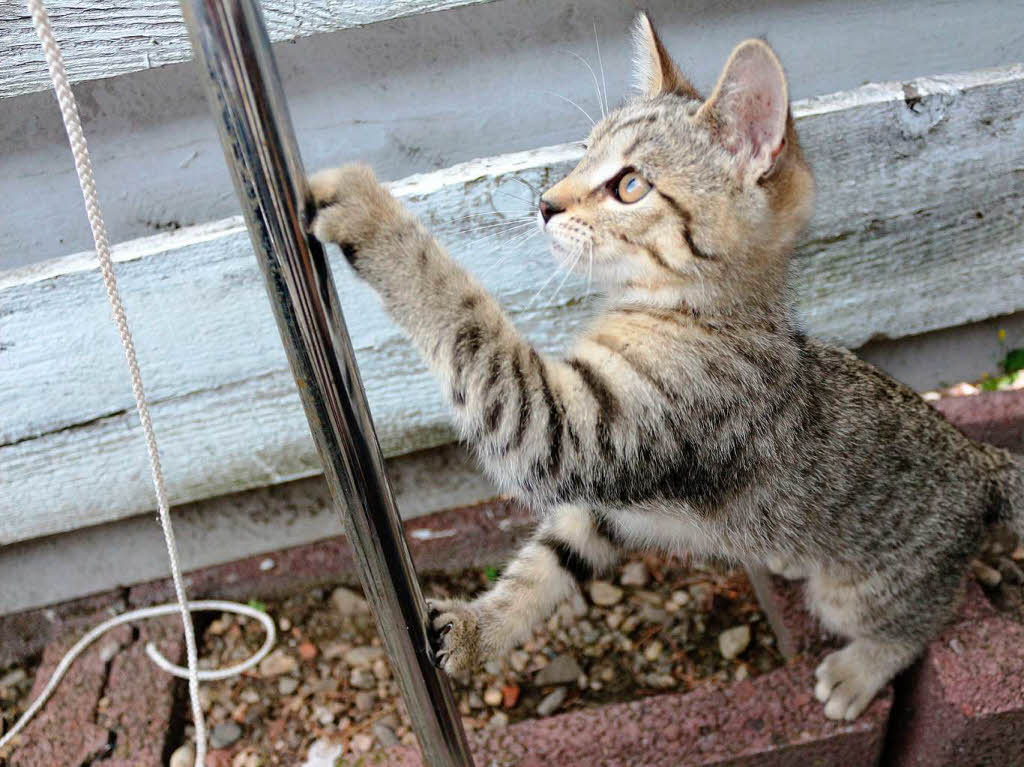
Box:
169, 555, 780, 765
3, 531, 1022, 766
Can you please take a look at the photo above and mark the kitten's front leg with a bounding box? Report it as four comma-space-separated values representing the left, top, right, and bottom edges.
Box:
428, 505, 623, 674
310, 164, 637, 507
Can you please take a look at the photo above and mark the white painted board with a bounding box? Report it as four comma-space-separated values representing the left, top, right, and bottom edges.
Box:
1, 66, 1023, 543
1, 0, 495, 99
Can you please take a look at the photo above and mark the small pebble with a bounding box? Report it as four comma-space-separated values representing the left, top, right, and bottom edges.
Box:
207, 616, 232, 636
1011, 544, 1024, 562
169, 743, 195, 767
277, 677, 299, 696
351, 733, 374, 753
99, 639, 121, 663
331, 587, 370, 616
620, 561, 650, 587
233, 751, 261, 767
298, 641, 318, 661
483, 687, 503, 707
489, 711, 510, 729
718, 625, 752, 660
535, 686, 567, 717
350, 668, 376, 690
239, 687, 260, 704
372, 658, 391, 680
210, 721, 242, 750
589, 581, 624, 606
643, 640, 664, 662
535, 654, 583, 686
354, 691, 377, 711
374, 723, 400, 748
646, 673, 677, 689
344, 646, 385, 667
670, 590, 691, 607
970, 559, 1003, 587
734, 664, 750, 681
689, 583, 713, 608
259, 649, 298, 677
483, 659, 502, 676
0, 669, 27, 689
949, 638, 965, 655
509, 650, 530, 672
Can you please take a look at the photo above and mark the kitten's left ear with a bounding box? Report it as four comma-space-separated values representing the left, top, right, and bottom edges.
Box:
630, 12, 700, 100
698, 39, 789, 181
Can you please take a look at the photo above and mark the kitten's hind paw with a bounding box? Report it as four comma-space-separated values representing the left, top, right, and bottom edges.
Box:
813, 639, 914, 720
426, 598, 483, 675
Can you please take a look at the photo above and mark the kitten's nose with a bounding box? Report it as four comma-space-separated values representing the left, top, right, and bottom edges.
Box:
539, 198, 564, 225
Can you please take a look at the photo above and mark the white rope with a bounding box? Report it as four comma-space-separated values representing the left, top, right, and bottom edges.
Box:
0, 602, 276, 755
3, 3, 278, 764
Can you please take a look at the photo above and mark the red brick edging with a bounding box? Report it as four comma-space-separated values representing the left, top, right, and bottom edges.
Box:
2, 389, 1023, 765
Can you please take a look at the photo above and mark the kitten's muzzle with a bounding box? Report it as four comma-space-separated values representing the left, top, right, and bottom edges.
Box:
539, 198, 565, 225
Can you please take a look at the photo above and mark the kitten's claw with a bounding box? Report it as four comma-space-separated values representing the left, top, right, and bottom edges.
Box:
426, 598, 482, 675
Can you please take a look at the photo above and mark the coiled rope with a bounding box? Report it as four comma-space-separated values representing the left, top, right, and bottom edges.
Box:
1, 4, 279, 765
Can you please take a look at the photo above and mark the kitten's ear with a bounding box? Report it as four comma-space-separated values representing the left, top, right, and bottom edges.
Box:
630, 12, 700, 100
698, 39, 789, 180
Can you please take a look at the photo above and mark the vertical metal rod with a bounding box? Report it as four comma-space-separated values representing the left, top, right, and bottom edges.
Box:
177, 2, 474, 764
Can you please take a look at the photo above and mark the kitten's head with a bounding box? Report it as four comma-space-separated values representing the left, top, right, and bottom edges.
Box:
540, 13, 814, 310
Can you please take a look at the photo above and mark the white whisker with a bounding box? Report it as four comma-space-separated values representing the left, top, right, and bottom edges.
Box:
528, 244, 581, 307
439, 218, 534, 236
548, 248, 583, 305
492, 188, 535, 206
594, 21, 609, 117
538, 89, 596, 127
586, 240, 594, 295
562, 50, 606, 117
510, 176, 542, 197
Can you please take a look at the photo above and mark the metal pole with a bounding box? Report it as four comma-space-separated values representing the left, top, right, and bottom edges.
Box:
177, 2, 474, 764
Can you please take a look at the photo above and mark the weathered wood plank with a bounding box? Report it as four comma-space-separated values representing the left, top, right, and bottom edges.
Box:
1, 65, 1022, 543
1, 0, 495, 100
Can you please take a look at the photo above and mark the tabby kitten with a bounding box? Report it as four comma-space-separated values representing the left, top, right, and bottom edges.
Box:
309, 13, 1024, 721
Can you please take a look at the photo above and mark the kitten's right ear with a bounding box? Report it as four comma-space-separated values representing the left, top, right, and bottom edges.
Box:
630, 12, 700, 100
697, 39, 790, 181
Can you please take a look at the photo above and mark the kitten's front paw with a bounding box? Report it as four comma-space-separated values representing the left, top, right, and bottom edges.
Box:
308, 164, 404, 264
427, 598, 483, 675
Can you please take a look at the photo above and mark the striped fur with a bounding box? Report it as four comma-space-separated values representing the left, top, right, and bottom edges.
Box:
310, 16, 1023, 720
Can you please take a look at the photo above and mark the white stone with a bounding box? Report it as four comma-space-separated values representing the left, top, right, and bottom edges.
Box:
301, 739, 343, 767
619, 561, 650, 587
169, 743, 194, 767
718, 625, 752, 660
259, 649, 298, 677
331, 587, 370, 616
589, 581, 623, 607
535, 687, 567, 717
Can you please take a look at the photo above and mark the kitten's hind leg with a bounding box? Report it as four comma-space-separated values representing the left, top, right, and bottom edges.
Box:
814, 637, 917, 720
428, 505, 623, 674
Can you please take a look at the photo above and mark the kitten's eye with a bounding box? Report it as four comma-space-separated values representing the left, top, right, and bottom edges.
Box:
614, 171, 651, 204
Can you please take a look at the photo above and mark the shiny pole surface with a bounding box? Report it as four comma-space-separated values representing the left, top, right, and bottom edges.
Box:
178, 2, 474, 764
